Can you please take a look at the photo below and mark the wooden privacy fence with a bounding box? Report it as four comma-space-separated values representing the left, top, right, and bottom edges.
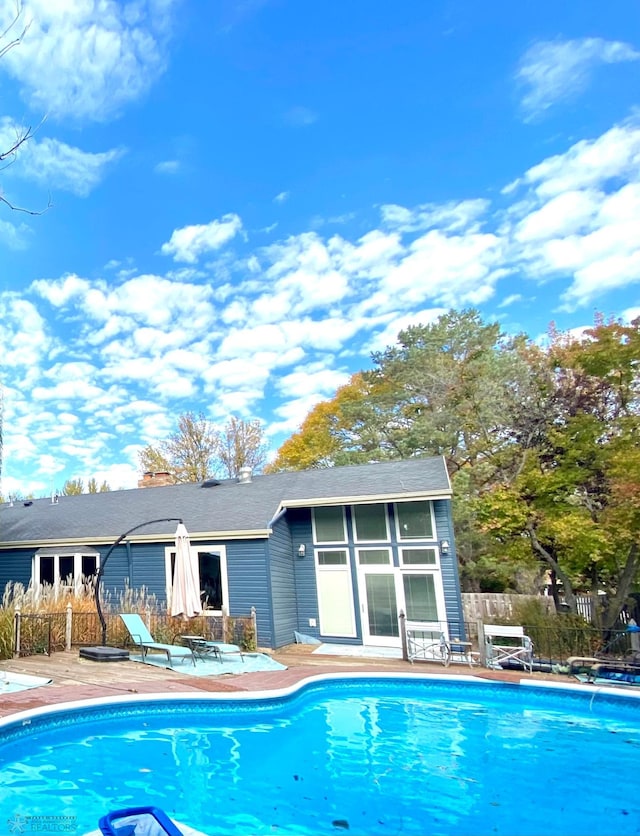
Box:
461, 593, 554, 622
13, 604, 258, 658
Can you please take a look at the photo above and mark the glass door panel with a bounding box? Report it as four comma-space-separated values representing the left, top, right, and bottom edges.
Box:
362, 572, 399, 644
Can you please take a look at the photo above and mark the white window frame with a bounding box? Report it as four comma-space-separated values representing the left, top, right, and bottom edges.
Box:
356, 547, 393, 567
399, 568, 447, 628
399, 546, 440, 568
352, 504, 390, 544
394, 500, 436, 542
33, 550, 100, 594
164, 544, 229, 616
312, 506, 347, 544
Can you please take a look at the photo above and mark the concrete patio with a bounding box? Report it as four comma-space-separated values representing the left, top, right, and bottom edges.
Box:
0, 643, 571, 720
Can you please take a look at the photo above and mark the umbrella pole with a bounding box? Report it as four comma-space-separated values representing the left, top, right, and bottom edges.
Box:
95, 517, 183, 646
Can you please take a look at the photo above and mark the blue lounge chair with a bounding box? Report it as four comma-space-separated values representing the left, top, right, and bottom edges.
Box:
179, 634, 245, 663
120, 613, 195, 668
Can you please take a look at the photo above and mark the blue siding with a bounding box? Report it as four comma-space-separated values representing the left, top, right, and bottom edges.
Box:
0, 495, 464, 651
267, 518, 298, 648
288, 508, 322, 641
226, 539, 272, 647
0, 548, 33, 591
434, 499, 466, 640
288, 499, 465, 646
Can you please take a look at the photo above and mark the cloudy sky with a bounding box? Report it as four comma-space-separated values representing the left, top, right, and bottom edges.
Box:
0, 0, 638, 496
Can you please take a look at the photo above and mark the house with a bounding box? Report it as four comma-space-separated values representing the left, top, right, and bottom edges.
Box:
0, 457, 465, 649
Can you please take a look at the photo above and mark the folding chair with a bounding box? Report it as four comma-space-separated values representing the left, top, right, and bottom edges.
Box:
483, 624, 533, 673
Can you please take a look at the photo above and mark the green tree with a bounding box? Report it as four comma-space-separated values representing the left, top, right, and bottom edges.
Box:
477, 317, 640, 625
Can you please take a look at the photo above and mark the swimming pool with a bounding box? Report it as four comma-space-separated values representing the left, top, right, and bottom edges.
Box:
0, 674, 638, 836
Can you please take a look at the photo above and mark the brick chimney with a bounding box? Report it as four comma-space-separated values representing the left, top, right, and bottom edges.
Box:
138, 471, 175, 488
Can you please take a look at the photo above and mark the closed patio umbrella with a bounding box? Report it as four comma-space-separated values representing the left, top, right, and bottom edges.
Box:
171, 522, 203, 619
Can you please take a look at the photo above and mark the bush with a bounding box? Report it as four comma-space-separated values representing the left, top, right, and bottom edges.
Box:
508, 598, 602, 661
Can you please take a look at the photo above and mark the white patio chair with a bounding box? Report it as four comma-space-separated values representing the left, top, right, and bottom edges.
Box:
483, 624, 534, 673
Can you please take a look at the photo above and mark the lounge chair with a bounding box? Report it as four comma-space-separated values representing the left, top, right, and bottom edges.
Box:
179, 634, 245, 663
120, 613, 196, 668
483, 624, 534, 673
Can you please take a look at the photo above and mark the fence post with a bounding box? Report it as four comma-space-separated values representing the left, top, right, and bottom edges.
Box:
250, 606, 257, 649
399, 610, 408, 661
477, 619, 486, 667
66, 602, 73, 651
13, 606, 21, 659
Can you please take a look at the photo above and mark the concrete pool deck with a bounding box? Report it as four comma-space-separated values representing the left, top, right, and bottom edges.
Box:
0, 644, 575, 719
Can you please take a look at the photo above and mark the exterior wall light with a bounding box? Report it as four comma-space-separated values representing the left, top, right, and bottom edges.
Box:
298, 544, 306, 558
440, 539, 450, 554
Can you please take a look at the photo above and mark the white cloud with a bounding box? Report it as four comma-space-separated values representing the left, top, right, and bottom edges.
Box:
273, 191, 290, 203
0, 0, 178, 122
0, 218, 31, 249
276, 366, 351, 400
380, 199, 489, 233
377, 229, 505, 310
507, 121, 640, 307
161, 214, 243, 263
155, 159, 181, 174
366, 309, 448, 353
517, 37, 640, 119
519, 121, 640, 199
514, 190, 599, 243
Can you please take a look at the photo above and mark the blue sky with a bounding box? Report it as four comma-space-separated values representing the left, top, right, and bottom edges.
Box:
0, 0, 639, 496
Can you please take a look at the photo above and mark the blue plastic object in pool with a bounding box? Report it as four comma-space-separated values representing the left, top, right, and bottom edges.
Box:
98, 807, 185, 836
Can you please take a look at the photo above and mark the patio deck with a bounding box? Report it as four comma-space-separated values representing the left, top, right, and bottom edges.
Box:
0, 644, 571, 719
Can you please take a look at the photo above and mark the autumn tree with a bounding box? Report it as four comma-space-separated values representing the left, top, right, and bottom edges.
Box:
139, 412, 218, 483
270, 309, 640, 615
87, 478, 110, 493
267, 374, 378, 472
477, 317, 640, 626
216, 416, 268, 478
62, 479, 84, 495
62, 477, 111, 495
139, 412, 268, 483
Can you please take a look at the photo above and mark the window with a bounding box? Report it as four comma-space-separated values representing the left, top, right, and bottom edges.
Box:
400, 548, 437, 566
395, 501, 434, 540
317, 550, 348, 566
352, 504, 389, 542
403, 574, 438, 622
165, 546, 228, 614
34, 550, 100, 591
313, 506, 346, 543
357, 548, 391, 565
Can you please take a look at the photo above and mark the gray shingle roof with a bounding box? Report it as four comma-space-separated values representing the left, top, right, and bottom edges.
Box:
0, 457, 451, 546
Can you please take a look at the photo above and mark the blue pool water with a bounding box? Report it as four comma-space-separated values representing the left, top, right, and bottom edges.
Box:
0, 676, 638, 836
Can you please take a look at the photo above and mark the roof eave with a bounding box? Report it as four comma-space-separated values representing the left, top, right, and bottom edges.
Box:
0, 529, 272, 550
275, 488, 452, 514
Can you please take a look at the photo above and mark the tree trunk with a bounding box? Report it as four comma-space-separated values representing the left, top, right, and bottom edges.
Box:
526, 523, 578, 613
601, 543, 640, 631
